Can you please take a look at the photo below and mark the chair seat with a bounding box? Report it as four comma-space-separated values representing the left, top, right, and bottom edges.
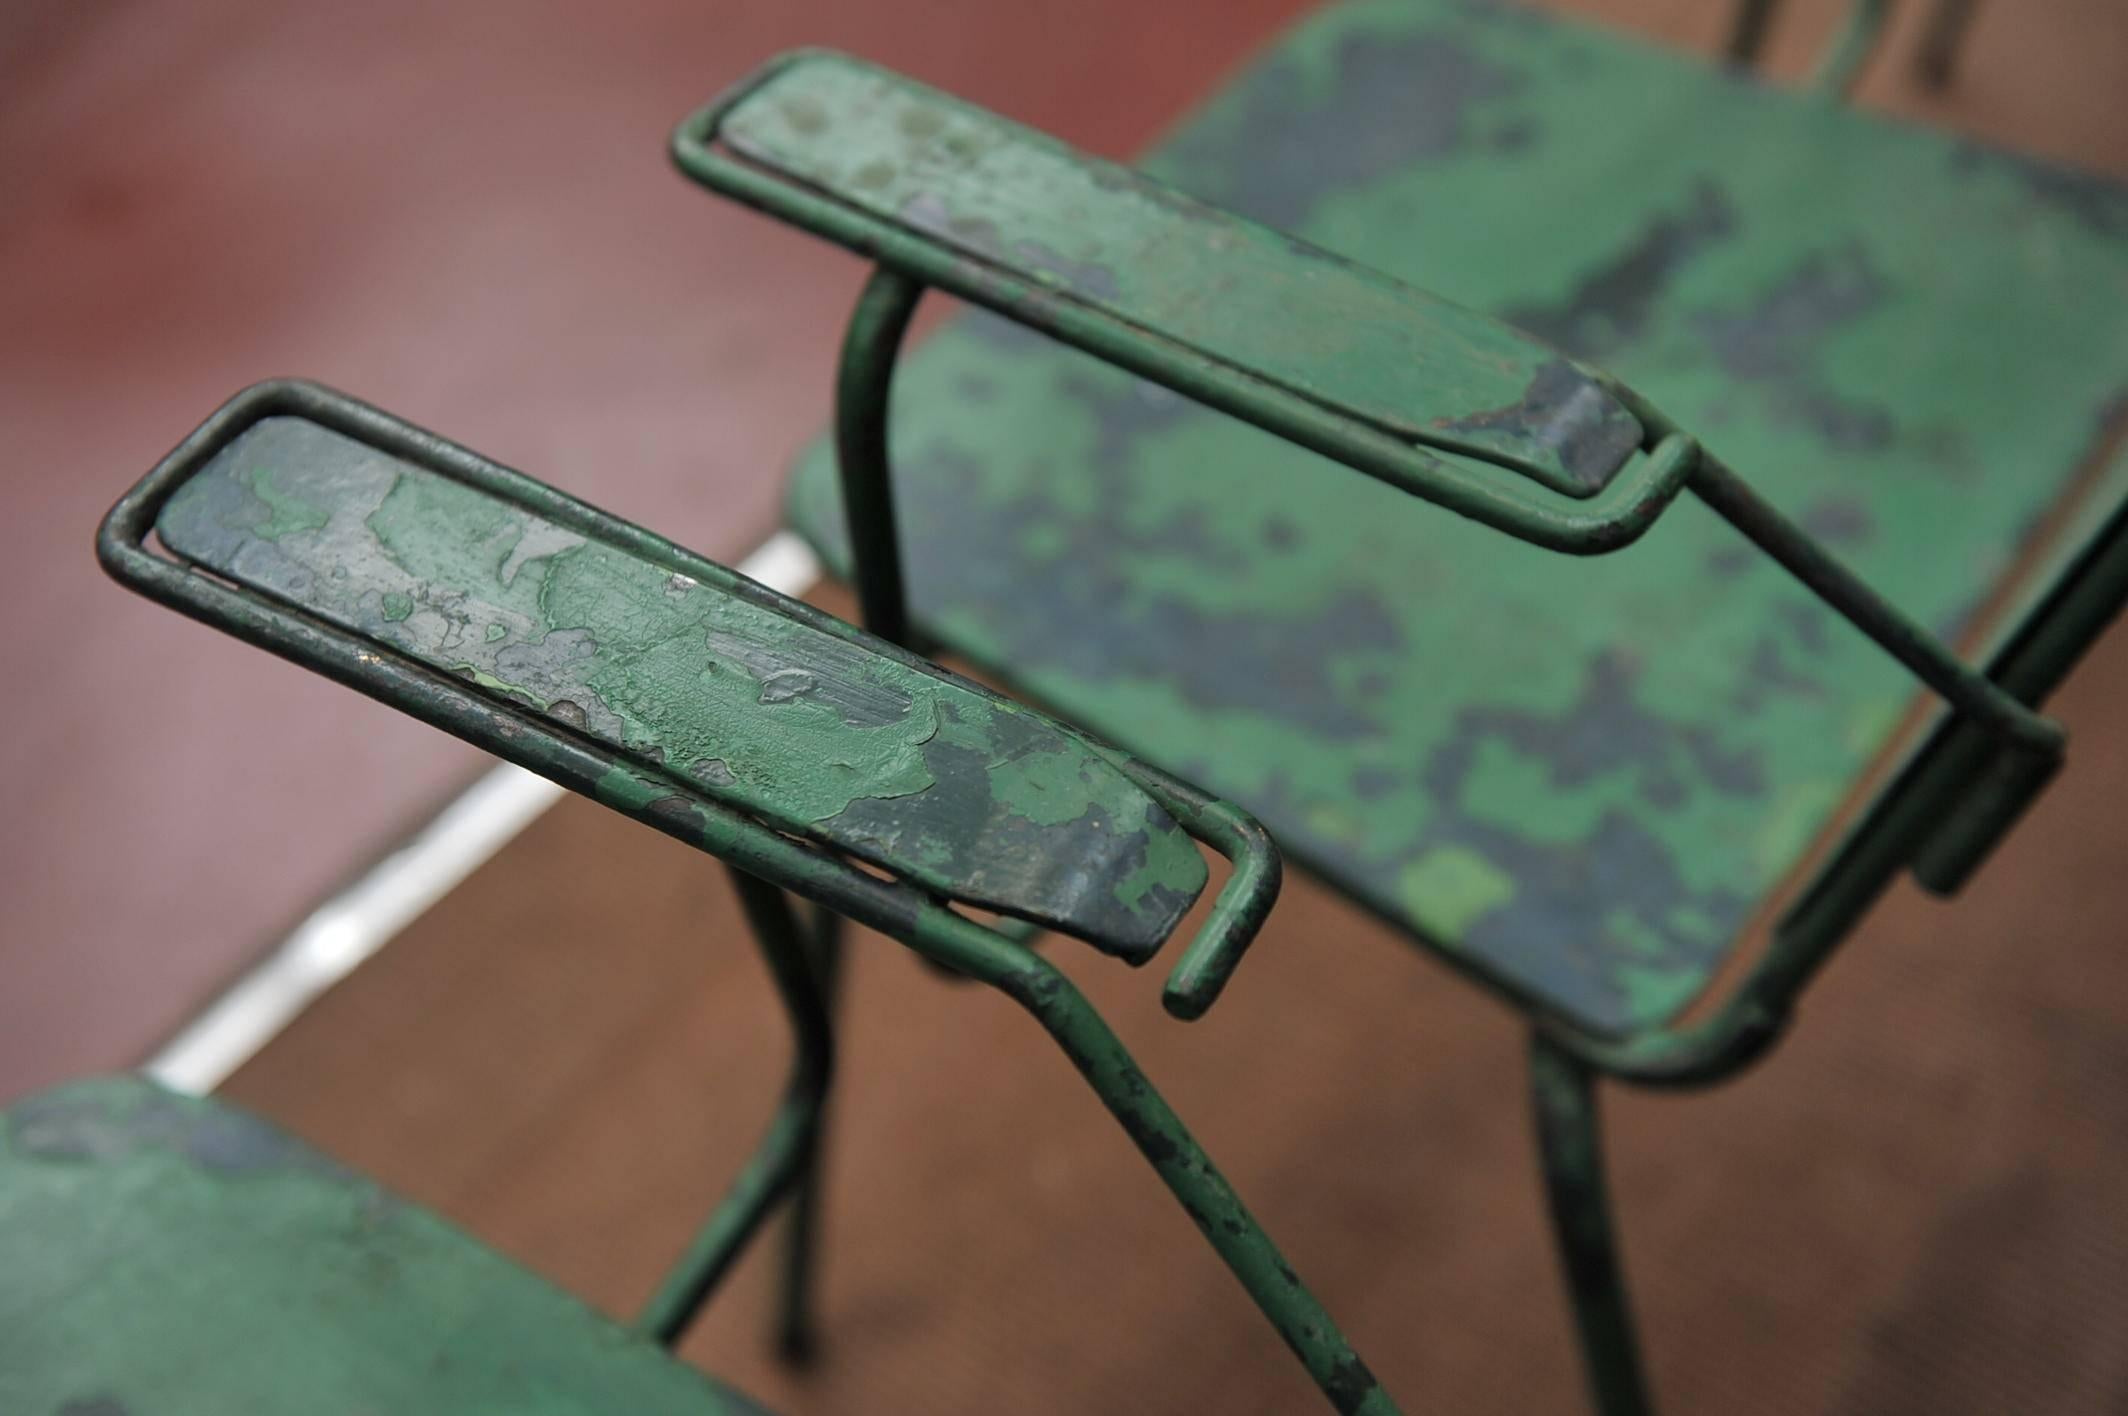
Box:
787, 0, 2128, 1034
0, 1076, 772, 1415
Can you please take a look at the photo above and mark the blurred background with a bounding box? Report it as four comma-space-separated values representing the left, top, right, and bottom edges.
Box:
4, 0, 2126, 1411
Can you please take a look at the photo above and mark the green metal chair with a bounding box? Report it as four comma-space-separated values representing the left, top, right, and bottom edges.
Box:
85, 381, 1399, 1414
670, 2, 2128, 1411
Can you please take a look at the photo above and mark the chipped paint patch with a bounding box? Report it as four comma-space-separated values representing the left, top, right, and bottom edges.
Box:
1397, 847, 1514, 937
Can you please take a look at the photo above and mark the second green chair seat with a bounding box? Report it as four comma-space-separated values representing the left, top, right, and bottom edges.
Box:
781, 0, 2128, 1037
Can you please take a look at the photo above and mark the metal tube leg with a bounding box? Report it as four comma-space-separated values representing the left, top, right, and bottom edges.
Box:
1725, 0, 1780, 67
987, 950, 1400, 1414
633, 868, 835, 1347
829, 263, 1390, 1407
1917, 0, 1980, 88
1530, 1030, 1657, 1416
1807, 0, 1893, 98
835, 265, 925, 648
758, 263, 926, 1357
775, 904, 844, 1363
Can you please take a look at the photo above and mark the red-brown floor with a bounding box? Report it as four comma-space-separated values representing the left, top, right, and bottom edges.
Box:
1, 0, 1317, 1099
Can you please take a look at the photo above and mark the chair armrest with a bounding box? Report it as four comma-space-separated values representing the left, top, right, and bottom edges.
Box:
673, 51, 1697, 553
98, 381, 1279, 991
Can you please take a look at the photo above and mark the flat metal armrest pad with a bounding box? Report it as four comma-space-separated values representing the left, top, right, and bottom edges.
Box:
98, 381, 1279, 992
673, 52, 1693, 552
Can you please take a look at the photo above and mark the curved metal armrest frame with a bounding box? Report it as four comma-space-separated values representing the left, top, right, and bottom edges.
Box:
671, 63, 2062, 784
672, 61, 1694, 557
98, 381, 1279, 1018
98, 383, 1391, 1414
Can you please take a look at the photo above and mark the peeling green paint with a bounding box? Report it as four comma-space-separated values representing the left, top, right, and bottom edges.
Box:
1398, 847, 1514, 938
984, 718, 1104, 827
722, 49, 1643, 496
156, 416, 1206, 955
235, 463, 330, 539
779, 0, 2128, 1033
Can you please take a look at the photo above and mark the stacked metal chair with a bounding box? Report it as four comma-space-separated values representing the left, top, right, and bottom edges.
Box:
4, 380, 1389, 1412
671, 1, 2128, 1411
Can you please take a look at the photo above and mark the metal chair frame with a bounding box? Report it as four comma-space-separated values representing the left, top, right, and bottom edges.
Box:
99, 379, 1403, 1414
669, 4, 2128, 1411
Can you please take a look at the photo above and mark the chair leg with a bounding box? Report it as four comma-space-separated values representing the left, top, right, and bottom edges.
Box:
1725, 0, 1781, 68
1529, 1031, 1658, 1416
1917, 0, 1980, 88
633, 869, 834, 1348
775, 905, 844, 1364
979, 946, 1399, 1414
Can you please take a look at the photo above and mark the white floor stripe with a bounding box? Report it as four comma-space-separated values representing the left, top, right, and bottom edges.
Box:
145, 530, 822, 1095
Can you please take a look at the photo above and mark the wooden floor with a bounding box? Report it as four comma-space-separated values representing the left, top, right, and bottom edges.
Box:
27, 0, 2128, 1411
